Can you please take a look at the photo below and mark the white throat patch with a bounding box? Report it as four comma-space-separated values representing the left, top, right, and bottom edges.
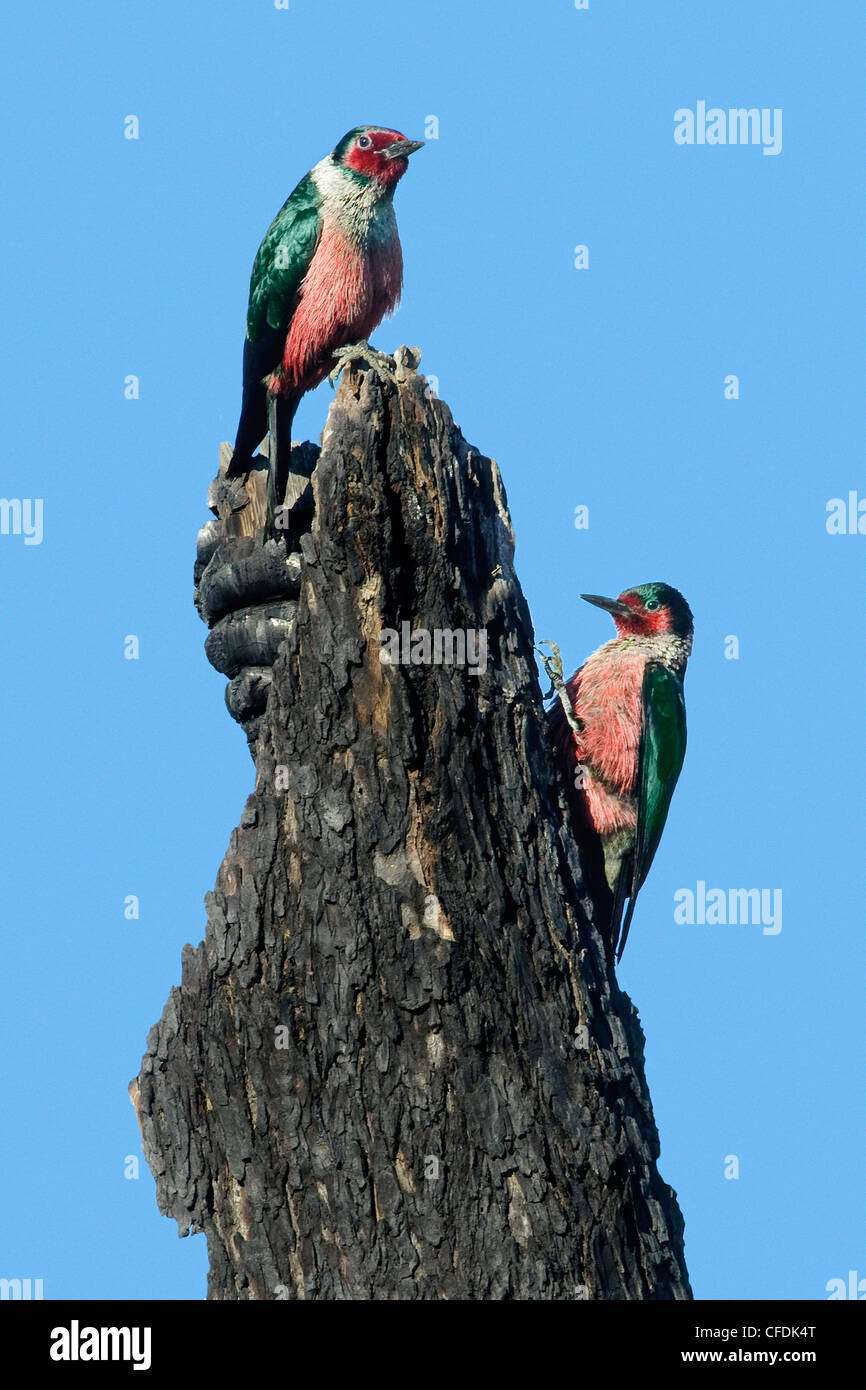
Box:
605, 630, 692, 676
311, 157, 397, 247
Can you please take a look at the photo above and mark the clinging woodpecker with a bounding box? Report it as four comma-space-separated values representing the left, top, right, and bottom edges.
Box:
547, 583, 693, 961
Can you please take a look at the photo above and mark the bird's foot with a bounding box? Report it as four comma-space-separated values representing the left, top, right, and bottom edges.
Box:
536, 640, 583, 737
537, 639, 565, 694
328, 340, 395, 388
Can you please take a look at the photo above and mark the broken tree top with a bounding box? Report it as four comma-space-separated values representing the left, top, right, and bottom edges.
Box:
132, 348, 691, 1301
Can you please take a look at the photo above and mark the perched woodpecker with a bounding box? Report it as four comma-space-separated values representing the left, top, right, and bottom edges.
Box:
227, 125, 424, 505
547, 583, 693, 961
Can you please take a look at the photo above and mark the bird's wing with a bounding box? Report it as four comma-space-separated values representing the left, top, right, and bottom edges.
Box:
614, 661, 687, 961
244, 173, 323, 377
230, 176, 324, 476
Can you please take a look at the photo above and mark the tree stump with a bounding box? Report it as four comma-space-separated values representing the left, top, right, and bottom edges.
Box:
131, 347, 692, 1300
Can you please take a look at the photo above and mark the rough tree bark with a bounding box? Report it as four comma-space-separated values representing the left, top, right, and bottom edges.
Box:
131, 347, 692, 1300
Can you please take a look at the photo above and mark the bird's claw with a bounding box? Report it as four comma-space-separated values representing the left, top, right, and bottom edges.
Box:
537, 640, 582, 737
536, 639, 565, 688
328, 341, 396, 388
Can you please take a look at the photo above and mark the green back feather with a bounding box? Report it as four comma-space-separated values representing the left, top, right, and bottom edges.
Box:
246, 173, 322, 342
634, 662, 687, 892
614, 661, 687, 961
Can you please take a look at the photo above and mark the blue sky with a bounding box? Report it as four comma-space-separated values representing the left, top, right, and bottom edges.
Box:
1, 0, 863, 1300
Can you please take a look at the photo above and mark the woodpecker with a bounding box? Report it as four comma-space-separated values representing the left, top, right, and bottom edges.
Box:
227, 125, 423, 507
547, 583, 693, 961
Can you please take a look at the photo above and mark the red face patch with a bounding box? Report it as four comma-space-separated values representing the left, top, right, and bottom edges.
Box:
613, 592, 672, 636
344, 129, 412, 185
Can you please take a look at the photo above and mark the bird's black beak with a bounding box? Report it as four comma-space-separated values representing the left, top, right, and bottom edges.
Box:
383, 139, 425, 160
581, 593, 634, 620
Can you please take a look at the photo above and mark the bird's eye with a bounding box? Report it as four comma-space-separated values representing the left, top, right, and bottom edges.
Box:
644, 598, 660, 611
358, 135, 372, 149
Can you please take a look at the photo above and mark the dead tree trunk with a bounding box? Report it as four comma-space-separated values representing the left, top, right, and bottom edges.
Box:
132, 348, 692, 1300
